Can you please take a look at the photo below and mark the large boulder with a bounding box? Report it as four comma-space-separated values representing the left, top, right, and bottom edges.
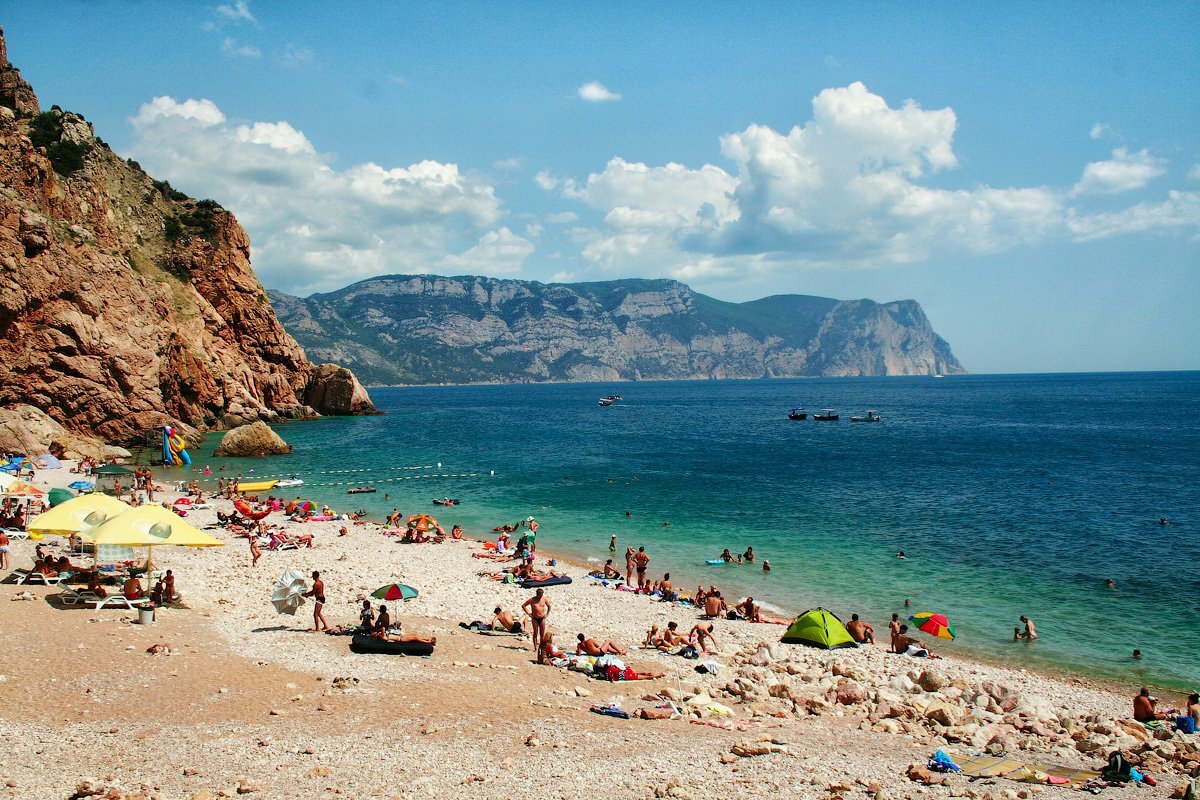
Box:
0, 404, 131, 460
304, 364, 376, 416
214, 421, 291, 457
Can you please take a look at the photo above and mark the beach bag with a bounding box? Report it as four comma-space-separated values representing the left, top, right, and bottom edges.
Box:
679, 645, 699, 660
1176, 715, 1196, 734
1102, 751, 1133, 783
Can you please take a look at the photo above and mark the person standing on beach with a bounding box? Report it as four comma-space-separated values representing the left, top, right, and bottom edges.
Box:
624, 546, 636, 587
0, 528, 9, 570
305, 571, 328, 632
888, 613, 902, 651
634, 546, 650, 589
522, 588, 551, 661
248, 535, 261, 567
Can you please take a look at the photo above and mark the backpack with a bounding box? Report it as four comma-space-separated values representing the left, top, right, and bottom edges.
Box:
1101, 751, 1132, 783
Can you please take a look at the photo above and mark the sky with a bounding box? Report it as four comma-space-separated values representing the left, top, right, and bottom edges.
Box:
4, 2, 1199, 373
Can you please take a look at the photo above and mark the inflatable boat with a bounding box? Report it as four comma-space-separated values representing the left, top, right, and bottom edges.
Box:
519, 576, 573, 589
348, 633, 434, 657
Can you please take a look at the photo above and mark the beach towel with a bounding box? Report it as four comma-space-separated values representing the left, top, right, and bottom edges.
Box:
954, 754, 1100, 787
589, 704, 630, 720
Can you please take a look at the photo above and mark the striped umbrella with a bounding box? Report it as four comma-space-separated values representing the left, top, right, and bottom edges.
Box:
370, 583, 419, 602
910, 612, 956, 640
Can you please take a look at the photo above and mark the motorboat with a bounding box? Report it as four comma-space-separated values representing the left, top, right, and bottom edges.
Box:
812, 409, 839, 421
598, 398, 614, 407
787, 408, 807, 420
346, 487, 377, 494
604, 394, 622, 401
276, 476, 303, 488
850, 410, 882, 423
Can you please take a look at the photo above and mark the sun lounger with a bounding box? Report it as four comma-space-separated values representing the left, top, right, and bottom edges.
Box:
58, 585, 102, 605
87, 594, 149, 611
3, 527, 29, 540
14, 570, 72, 586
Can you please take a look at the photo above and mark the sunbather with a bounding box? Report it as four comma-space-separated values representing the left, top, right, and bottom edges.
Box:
86, 573, 107, 598
123, 576, 144, 601
576, 633, 627, 656
702, 591, 727, 619
733, 597, 762, 622
538, 632, 565, 664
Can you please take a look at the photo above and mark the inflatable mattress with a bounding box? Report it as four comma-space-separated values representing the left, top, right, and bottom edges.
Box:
519, 576, 573, 589
348, 633, 434, 657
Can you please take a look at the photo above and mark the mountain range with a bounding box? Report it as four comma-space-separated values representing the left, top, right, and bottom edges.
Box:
270, 275, 964, 386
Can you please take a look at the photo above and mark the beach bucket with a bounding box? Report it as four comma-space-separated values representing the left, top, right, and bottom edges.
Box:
138, 606, 155, 625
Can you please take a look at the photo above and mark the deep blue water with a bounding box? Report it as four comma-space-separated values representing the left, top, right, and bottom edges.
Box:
184, 373, 1200, 690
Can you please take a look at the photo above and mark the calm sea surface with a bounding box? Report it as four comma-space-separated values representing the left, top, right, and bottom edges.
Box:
178, 373, 1200, 690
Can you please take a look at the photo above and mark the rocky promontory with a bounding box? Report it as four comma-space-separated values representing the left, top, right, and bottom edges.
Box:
271, 275, 965, 386
0, 27, 375, 450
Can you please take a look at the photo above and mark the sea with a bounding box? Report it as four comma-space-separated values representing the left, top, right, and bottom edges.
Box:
168, 372, 1200, 691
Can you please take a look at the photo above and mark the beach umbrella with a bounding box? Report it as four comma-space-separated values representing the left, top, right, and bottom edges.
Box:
910, 612, 956, 640
406, 513, 438, 532
271, 569, 309, 615
0, 473, 15, 490
4, 479, 44, 496
88, 505, 223, 575
47, 488, 74, 507
67, 480, 95, 491
370, 583, 419, 602
26, 493, 132, 540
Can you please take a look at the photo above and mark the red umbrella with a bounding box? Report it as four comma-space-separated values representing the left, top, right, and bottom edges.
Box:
909, 612, 956, 640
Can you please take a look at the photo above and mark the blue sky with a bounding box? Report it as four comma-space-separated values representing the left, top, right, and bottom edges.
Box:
5, 2, 1198, 373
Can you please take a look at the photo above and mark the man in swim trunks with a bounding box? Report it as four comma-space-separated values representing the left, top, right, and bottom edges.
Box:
122, 575, 144, 601
888, 613, 902, 650
893, 624, 938, 658
305, 571, 328, 632
847, 613, 874, 644
1133, 687, 1168, 722
1014, 615, 1038, 640
734, 597, 762, 622
521, 588, 551, 659
492, 606, 522, 633
703, 590, 727, 619
576, 633, 627, 656
633, 546, 650, 589
689, 622, 718, 654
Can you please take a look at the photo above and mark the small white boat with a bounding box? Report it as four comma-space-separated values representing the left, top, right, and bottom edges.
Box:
276, 477, 304, 487
598, 398, 614, 407
850, 410, 882, 423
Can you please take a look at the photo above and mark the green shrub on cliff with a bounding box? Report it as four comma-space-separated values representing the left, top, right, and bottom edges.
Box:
27, 109, 92, 178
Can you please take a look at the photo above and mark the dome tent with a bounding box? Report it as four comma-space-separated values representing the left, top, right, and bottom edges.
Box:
780, 607, 858, 649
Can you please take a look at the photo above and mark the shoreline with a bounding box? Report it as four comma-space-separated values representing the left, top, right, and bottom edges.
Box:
153, 460, 1189, 701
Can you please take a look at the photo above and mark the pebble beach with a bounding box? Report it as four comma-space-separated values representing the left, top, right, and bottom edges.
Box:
1, 463, 1196, 800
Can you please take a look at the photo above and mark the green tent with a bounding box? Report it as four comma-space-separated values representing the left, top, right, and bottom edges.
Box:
780, 607, 859, 649
92, 464, 135, 476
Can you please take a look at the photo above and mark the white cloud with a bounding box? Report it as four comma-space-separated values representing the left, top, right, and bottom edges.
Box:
434, 227, 535, 275
544, 211, 579, 224
128, 96, 507, 295
533, 170, 559, 191
221, 37, 261, 59
216, 0, 256, 23
544, 82, 1199, 281
1067, 191, 1200, 241
524, 223, 544, 239
577, 81, 622, 102
1089, 123, 1110, 140
277, 44, 313, 68
493, 157, 522, 171
1073, 147, 1166, 195
1188, 163, 1200, 181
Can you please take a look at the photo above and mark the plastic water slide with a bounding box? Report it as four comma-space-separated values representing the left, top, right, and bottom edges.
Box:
162, 426, 192, 467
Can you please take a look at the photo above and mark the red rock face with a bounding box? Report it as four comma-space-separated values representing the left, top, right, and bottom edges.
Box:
0, 28, 373, 445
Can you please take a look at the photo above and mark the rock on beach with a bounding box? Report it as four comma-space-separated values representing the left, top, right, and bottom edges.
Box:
213, 421, 292, 457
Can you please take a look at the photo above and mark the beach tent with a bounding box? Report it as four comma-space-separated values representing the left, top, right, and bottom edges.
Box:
26, 493, 131, 540
34, 453, 62, 469
92, 464, 135, 476
780, 607, 858, 649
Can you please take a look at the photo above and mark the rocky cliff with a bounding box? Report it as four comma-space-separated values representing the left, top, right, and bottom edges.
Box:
0, 27, 374, 451
270, 275, 964, 385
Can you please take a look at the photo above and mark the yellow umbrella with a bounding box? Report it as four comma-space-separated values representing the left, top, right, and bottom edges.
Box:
88, 504, 224, 577
88, 505, 224, 548
26, 493, 132, 540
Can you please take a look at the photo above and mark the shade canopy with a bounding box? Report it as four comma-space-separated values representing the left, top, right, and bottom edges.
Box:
87, 505, 223, 548
910, 612, 956, 640
4, 480, 44, 496
92, 464, 135, 476
406, 513, 438, 532
26, 493, 132, 540
47, 488, 75, 507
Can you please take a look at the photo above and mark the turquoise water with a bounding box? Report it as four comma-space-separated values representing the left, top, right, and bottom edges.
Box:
165, 373, 1200, 690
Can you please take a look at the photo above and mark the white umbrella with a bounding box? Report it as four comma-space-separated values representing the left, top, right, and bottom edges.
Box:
270, 568, 309, 615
